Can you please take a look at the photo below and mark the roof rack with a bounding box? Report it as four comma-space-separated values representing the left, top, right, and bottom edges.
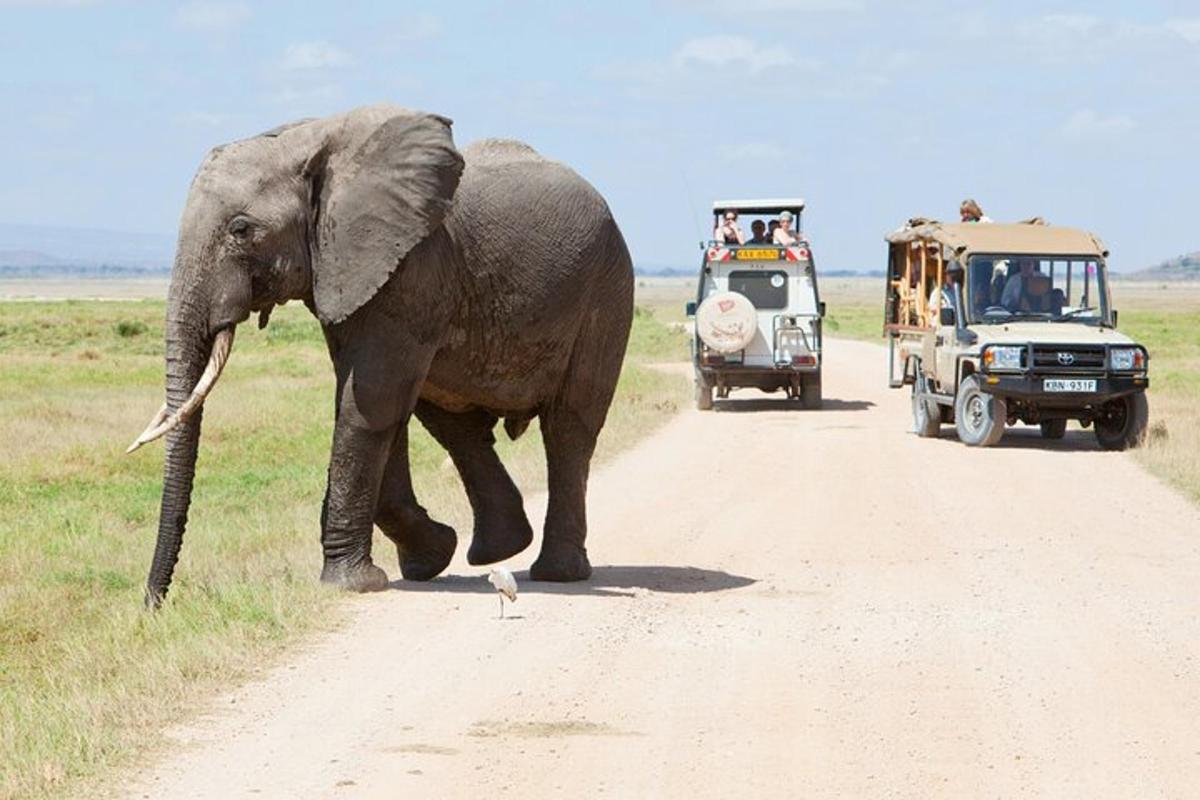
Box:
712, 198, 805, 215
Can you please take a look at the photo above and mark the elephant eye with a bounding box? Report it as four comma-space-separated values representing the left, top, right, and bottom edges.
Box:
227, 216, 254, 241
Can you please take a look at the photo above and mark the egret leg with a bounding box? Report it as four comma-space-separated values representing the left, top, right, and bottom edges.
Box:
498, 595, 504, 619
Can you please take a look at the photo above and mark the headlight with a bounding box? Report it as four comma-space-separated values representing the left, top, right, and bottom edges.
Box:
983, 345, 1024, 371
1109, 347, 1145, 371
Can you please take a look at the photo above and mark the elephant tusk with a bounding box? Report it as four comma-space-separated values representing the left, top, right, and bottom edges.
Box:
126, 328, 235, 454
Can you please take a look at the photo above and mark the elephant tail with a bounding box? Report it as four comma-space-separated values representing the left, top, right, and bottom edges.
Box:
503, 413, 534, 441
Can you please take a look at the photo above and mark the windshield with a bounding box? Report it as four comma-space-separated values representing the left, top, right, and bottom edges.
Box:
964, 254, 1110, 325
711, 209, 804, 245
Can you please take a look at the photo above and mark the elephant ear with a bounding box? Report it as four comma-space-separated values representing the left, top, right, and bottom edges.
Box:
311, 110, 463, 325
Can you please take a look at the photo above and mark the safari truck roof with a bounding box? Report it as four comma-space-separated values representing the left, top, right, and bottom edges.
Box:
712, 198, 806, 215
885, 219, 1107, 259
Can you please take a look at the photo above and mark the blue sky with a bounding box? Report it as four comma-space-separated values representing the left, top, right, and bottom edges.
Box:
2, 0, 1198, 270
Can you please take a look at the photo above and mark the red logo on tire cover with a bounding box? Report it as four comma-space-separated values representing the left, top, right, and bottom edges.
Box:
717, 300, 735, 313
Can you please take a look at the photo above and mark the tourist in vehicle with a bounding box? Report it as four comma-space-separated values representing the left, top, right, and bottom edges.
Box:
767, 220, 780, 241
772, 210, 799, 245
928, 262, 961, 325
960, 198, 993, 224
714, 210, 745, 245
747, 219, 769, 244
1001, 258, 1039, 311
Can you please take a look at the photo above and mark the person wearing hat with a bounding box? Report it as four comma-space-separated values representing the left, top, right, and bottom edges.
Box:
772, 210, 800, 245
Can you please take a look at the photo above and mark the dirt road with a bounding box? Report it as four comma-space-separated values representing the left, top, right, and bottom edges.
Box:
122, 338, 1200, 799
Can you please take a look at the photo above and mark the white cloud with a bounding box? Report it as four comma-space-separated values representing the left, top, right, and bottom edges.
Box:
174, 2, 250, 32
1165, 18, 1200, 44
1058, 109, 1135, 141
672, 35, 795, 74
278, 41, 352, 71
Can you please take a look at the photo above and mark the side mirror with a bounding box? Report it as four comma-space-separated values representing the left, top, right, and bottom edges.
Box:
939, 307, 956, 326
685, 301, 697, 317
818, 301, 827, 317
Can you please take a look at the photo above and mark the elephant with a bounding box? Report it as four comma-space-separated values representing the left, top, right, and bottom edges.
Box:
128, 104, 634, 606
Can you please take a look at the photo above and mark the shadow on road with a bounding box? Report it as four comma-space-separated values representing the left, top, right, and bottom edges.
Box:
714, 398, 875, 413
390, 565, 757, 598
993, 428, 1103, 452
933, 427, 1103, 452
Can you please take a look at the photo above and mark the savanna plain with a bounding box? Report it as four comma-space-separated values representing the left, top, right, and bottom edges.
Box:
0, 276, 1197, 798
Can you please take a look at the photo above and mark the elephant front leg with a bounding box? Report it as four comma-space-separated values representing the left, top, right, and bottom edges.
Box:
319, 421, 393, 592
376, 423, 457, 581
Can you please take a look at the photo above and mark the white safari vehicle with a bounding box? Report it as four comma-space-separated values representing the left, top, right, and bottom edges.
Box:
688, 199, 825, 410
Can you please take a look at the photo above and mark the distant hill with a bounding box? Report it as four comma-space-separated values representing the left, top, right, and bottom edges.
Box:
0, 249, 66, 268
0, 223, 174, 272
1128, 251, 1200, 281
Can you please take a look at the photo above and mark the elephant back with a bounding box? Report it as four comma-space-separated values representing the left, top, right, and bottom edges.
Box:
460, 138, 544, 165
449, 139, 616, 276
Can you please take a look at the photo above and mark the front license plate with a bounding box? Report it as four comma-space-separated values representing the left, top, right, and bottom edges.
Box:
1044, 378, 1097, 392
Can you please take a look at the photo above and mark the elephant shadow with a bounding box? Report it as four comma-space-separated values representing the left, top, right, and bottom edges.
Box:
389, 565, 757, 598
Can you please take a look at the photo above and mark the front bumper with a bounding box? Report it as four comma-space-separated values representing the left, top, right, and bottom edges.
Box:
980, 373, 1148, 403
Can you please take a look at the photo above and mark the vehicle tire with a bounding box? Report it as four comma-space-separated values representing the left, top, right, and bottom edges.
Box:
1094, 392, 1149, 451
1039, 419, 1067, 440
695, 373, 714, 411
912, 375, 940, 438
801, 372, 822, 410
954, 375, 1006, 447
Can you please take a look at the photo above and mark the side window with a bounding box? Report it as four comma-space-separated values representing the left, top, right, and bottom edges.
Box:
729, 270, 788, 309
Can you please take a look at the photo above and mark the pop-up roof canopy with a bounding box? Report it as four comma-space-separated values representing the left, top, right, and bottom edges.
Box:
886, 219, 1107, 259
712, 198, 805, 215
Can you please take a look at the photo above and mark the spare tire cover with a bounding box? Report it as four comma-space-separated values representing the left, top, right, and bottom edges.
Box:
696, 291, 757, 354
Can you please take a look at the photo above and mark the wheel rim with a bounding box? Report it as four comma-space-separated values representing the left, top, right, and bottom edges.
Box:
963, 392, 988, 436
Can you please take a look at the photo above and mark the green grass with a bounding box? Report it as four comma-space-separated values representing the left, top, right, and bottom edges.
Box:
0, 298, 689, 800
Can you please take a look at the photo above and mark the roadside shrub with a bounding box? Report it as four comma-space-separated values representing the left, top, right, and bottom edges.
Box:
114, 320, 148, 338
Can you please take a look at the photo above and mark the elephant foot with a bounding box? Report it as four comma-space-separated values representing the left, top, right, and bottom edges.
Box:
396, 518, 457, 582
529, 540, 592, 582
467, 514, 534, 566
320, 559, 389, 593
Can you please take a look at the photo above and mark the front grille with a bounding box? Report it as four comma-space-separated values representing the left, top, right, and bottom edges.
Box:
1030, 344, 1106, 374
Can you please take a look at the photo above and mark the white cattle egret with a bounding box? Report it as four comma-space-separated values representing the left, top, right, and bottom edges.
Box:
488, 568, 518, 618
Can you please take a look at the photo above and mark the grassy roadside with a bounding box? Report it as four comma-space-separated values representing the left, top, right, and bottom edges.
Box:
816, 277, 1200, 504
0, 298, 689, 800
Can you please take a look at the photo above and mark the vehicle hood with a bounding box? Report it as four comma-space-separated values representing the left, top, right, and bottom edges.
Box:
967, 321, 1135, 346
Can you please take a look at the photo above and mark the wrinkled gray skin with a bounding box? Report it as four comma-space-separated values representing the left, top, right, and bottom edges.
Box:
146, 104, 633, 605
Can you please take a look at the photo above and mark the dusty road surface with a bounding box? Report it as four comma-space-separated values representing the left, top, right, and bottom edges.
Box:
122, 338, 1200, 799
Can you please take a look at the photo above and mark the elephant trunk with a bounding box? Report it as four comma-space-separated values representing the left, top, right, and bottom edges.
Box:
141, 261, 235, 607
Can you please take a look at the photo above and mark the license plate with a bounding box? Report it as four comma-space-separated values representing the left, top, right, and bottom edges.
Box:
736, 248, 780, 261
1044, 378, 1097, 392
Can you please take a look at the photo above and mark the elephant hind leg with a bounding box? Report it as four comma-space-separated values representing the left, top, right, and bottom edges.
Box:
531, 304, 632, 582
375, 423, 457, 581
414, 400, 533, 565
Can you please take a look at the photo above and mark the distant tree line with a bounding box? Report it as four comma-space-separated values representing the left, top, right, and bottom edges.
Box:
0, 264, 170, 278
